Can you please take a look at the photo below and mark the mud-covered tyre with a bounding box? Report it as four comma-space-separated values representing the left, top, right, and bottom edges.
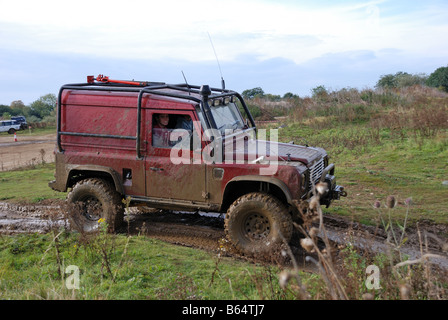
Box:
225, 192, 293, 255
66, 178, 124, 233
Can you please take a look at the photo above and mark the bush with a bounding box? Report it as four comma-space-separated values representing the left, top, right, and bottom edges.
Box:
376, 72, 427, 89
426, 66, 448, 92
311, 85, 329, 100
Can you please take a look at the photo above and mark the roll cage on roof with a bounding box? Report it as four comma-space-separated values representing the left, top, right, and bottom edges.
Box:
56, 75, 256, 159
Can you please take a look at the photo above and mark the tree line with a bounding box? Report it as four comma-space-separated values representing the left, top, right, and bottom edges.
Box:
0, 93, 57, 124
242, 65, 448, 100
375, 66, 448, 91
1, 65, 447, 123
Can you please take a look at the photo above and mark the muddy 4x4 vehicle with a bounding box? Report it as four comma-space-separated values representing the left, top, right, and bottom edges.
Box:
49, 75, 346, 255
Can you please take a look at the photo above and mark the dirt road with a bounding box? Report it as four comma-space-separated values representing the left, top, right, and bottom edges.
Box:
0, 200, 447, 270
0, 133, 56, 171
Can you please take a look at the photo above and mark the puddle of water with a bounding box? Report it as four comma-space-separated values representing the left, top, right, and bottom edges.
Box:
323, 228, 448, 270
0, 217, 66, 233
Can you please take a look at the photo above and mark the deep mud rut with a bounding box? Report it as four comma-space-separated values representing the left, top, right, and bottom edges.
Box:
1, 200, 447, 271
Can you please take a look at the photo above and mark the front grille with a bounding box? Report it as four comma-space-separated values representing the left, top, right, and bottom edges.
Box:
308, 158, 325, 192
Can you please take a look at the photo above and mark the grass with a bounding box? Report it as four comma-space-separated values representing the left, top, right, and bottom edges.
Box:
330, 132, 448, 224
258, 85, 448, 226
0, 230, 296, 300
267, 123, 448, 225
1, 205, 446, 300
0, 126, 56, 138
0, 163, 65, 202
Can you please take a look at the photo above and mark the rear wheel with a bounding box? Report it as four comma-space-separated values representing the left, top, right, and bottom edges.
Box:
224, 192, 292, 255
67, 178, 124, 233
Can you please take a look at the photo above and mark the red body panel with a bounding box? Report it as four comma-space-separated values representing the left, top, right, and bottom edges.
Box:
54, 89, 315, 211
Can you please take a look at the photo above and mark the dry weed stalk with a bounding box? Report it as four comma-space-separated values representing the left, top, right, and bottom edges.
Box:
375, 196, 448, 299
279, 191, 448, 300
394, 253, 444, 269
282, 182, 348, 300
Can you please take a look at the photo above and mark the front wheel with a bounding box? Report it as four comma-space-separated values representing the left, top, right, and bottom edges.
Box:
67, 178, 124, 233
224, 192, 293, 255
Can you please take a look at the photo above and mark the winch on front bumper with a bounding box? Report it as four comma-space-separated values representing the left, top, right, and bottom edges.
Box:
316, 163, 347, 208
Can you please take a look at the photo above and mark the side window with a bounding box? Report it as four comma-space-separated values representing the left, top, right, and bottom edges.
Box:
152, 113, 193, 148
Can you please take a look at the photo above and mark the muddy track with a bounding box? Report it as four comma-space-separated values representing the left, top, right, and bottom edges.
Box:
1, 201, 447, 270
0, 133, 56, 170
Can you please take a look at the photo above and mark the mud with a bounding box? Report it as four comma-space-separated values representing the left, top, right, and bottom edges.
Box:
1, 201, 447, 271
321, 214, 448, 270
0, 201, 66, 233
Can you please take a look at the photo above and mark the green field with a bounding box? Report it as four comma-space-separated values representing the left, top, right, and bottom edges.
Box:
0, 163, 65, 202
0, 85, 447, 300
260, 86, 448, 226
277, 122, 448, 225
0, 232, 297, 300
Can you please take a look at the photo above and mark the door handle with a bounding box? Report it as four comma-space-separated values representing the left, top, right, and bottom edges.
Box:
150, 167, 164, 172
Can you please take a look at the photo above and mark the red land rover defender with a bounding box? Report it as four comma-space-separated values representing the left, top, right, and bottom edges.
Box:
49, 75, 346, 254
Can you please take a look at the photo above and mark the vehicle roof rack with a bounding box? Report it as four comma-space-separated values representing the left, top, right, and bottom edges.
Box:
56, 75, 255, 159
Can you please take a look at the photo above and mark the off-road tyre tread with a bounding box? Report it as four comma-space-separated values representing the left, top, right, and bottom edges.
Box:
224, 192, 292, 256
67, 178, 124, 232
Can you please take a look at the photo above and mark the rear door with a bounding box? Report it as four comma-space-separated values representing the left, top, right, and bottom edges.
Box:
145, 110, 207, 202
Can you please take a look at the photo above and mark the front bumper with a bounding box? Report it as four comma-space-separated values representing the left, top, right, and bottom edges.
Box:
318, 163, 347, 207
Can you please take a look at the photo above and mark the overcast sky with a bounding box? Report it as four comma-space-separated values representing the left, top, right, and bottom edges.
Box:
1, 0, 447, 105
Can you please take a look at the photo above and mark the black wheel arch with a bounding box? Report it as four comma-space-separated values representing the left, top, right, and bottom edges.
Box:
66, 165, 124, 195
220, 175, 293, 212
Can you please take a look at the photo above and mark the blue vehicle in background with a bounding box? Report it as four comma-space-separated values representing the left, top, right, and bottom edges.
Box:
11, 116, 27, 130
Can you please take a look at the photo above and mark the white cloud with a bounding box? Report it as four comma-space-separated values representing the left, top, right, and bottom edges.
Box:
1, 0, 448, 64
1, 0, 448, 104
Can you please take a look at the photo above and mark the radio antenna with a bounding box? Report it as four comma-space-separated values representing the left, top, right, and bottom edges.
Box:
181, 70, 191, 95
207, 32, 225, 91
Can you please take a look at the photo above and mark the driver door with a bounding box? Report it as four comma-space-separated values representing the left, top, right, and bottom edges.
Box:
145, 110, 207, 202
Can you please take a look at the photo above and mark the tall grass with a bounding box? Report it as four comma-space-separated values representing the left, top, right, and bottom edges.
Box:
255, 85, 448, 224
253, 85, 448, 142
265, 190, 448, 300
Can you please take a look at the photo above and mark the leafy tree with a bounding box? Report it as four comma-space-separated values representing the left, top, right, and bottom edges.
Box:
376, 74, 397, 89
376, 71, 428, 89
2, 112, 11, 119
283, 92, 298, 99
397, 73, 427, 87
311, 85, 328, 99
0, 104, 12, 118
10, 100, 26, 112
29, 94, 57, 120
426, 66, 448, 92
242, 87, 264, 100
